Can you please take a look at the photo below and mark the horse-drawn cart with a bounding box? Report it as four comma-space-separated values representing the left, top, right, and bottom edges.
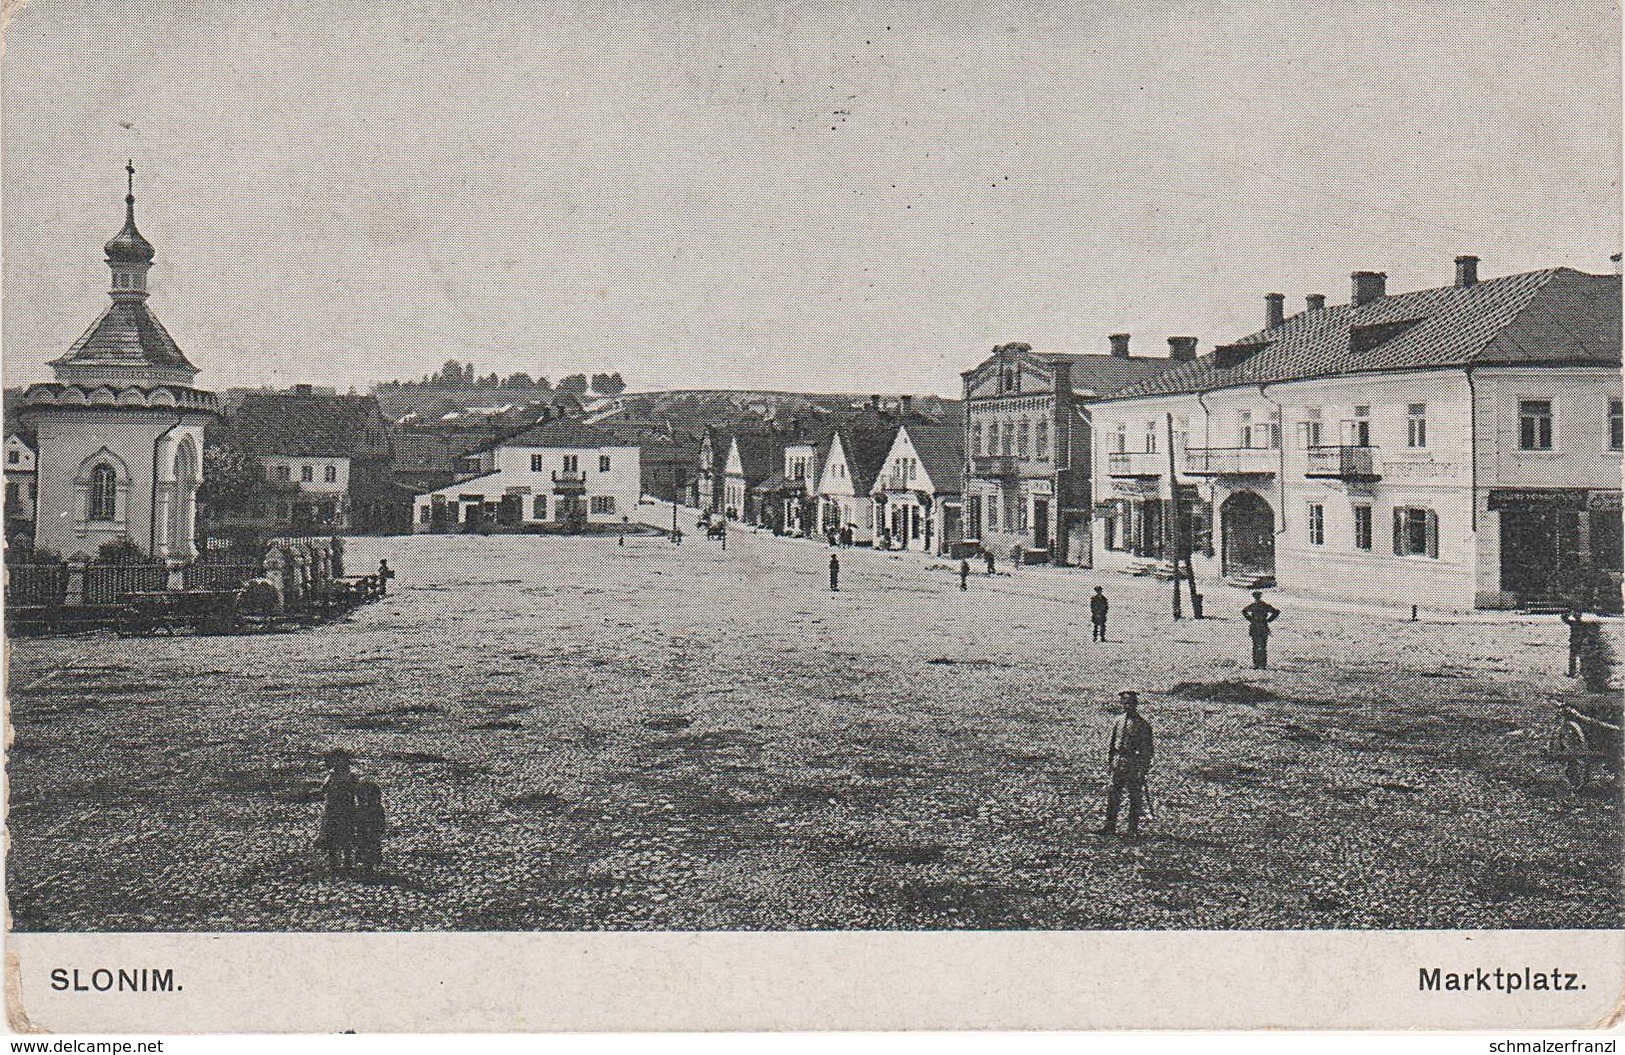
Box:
1548, 697, 1623, 791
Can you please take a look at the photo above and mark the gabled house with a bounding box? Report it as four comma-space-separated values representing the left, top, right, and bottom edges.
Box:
721, 430, 784, 523
217, 385, 409, 534
871, 421, 966, 554
1090, 260, 1623, 610
814, 415, 900, 545
5, 431, 38, 540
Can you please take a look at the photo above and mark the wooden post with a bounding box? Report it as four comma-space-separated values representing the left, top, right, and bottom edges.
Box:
1167, 413, 1182, 621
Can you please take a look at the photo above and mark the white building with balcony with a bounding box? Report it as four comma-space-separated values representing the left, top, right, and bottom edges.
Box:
870, 421, 965, 553
411, 420, 641, 531
1090, 261, 1622, 610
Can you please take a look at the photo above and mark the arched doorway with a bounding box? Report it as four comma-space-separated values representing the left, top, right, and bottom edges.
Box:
170, 437, 200, 561
1220, 490, 1275, 578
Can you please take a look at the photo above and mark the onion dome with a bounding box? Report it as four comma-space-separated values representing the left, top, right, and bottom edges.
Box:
103, 160, 155, 264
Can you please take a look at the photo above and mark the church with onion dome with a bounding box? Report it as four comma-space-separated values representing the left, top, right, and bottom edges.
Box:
19, 163, 219, 565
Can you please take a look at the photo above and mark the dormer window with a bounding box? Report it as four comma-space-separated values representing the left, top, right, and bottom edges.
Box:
1350, 319, 1422, 355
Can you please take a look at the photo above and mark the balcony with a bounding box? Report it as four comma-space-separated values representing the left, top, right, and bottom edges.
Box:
1183, 447, 1277, 476
1305, 445, 1381, 482
1107, 451, 1164, 479
551, 469, 587, 495
970, 454, 1019, 478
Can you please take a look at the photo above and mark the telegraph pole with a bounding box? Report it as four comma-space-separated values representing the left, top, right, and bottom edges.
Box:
1167, 413, 1182, 620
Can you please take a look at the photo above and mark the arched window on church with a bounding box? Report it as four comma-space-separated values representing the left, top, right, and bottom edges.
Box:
88, 464, 117, 521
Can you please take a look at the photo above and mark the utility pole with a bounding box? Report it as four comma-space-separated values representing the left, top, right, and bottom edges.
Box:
1166, 412, 1182, 620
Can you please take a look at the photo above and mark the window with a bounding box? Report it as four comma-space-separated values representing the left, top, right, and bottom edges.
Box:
1263, 411, 1281, 449
1393, 506, 1439, 558
1035, 419, 1049, 459
531, 454, 546, 472
420, 505, 432, 524
1407, 403, 1428, 448
533, 495, 547, 519
971, 423, 983, 456
5, 450, 17, 465
1610, 399, 1622, 451
600, 455, 612, 472
1173, 417, 1189, 452
1353, 505, 1372, 550
563, 455, 580, 472
277, 465, 291, 482
1015, 498, 1027, 533
1002, 423, 1014, 456
301, 465, 313, 483
1144, 422, 1158, 454
324, 465, 337, 483
1113, 425, 1127, 453
1301, 407, 1322, 448
1351, 405, 1371, 447
87, 464, 117, 521
1016, 420, 1030, 457
988, 494, 999, 530
591, 496, 616, 515
1239, 411, 1253, 448
1307, 503, 1324, 545
1519, 400, 1552, 450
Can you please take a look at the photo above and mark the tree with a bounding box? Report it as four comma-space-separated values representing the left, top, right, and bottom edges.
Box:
504, 371, 535, 389
559, 373, 589, 395
533, 376, 553, 392
590, 372, 627, 395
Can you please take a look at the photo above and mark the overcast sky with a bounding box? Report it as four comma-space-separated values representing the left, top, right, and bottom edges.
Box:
4, 0, 1619, 396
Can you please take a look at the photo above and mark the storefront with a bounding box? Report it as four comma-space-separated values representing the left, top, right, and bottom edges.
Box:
1489, 488, 1622, 608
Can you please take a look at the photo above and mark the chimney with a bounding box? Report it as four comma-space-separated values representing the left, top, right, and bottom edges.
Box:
1168, 336, 1198, 362
1306, 293, 1326, 312
1265, 293, 1286, 330
1108, 333, 1131, 358
1454, 255, 1479, 288
900, 395, 913, 417
1351, 271, 1387, 307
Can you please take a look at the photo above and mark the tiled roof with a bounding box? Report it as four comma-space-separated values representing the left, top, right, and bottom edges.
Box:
225, 390, 393, 459
501, 420, 638, 448
1103, 268, 1621, 401
903, 422, 965, 494
51, 300, 196, 372
1040, 353, 1187, 397
751, 472, 788, 494
729, 431, 784, 483
824, 422, 899, 495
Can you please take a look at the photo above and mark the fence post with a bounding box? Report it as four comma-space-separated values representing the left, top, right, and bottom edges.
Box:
166, 559, 186, 592
65, 554, 89, 607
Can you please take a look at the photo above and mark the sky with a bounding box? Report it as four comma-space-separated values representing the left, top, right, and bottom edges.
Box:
3, 0, 1619, 396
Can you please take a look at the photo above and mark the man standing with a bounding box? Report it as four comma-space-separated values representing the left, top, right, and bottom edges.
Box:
1561, 607, 1592, 677
959, 558, 971, 591
1089, 586, 1109, 642
1241, 591, 1280, 669
983, 547, 996, 575
1100, 690, 1154, 838
829, 552, 840, 592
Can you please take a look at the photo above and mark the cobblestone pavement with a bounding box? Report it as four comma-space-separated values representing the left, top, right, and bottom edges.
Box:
6, 516, 1620, 930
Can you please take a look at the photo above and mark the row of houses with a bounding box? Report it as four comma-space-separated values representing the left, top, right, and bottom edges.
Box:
402, 258, 1623, 611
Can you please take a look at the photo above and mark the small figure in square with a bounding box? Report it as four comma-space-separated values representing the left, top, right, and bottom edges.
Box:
316, 748, 358, 875
1090, 586, 1109, 642
352, 778, 387, 878
1241, 591, 1280, 669
829, 552, 840, 592
960, 558, 971, 591
1100, 690, 1154, 838
983, 547, 996, 575
1561, 607, 1593, 677
376, 559, 395, 595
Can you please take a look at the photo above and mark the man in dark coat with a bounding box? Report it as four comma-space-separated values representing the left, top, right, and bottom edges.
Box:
1089, 586, 1109, 641
983, 547, 996, 575
1100, 691, 1154, 837
1241, 591, 1281, 669
829, 552, 840, 592
960, 558, 971, 591
1561, 608, 1593, 677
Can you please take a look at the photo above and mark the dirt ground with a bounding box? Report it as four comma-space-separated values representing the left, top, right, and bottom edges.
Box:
6, 510, 1621, 931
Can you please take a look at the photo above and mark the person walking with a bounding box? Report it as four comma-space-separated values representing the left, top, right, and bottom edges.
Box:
983, 547, 996, 575
1561, 607, 1592, 677
1100, 690, 1154, 838
1241, 591, 1281, 669
316, 748, 358, 875
829, 552, 840, 592
1089, 586, 1109, 642
959, 558, 971, 591
719, 523, 727, 551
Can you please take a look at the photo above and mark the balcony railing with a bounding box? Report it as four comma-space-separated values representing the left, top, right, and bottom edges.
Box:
1183, 447, 1278, 476
1107, 451, 1164, 478
551, 469, 586, 494
1305, 445, 1380, 481
970, 454, 1019, 478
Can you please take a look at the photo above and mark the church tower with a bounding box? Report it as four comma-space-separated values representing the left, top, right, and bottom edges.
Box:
20, 163, 219, 564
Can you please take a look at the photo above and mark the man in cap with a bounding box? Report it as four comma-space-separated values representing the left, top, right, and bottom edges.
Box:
1100, 690, 1154, 838
1241, 590, 1280, 669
